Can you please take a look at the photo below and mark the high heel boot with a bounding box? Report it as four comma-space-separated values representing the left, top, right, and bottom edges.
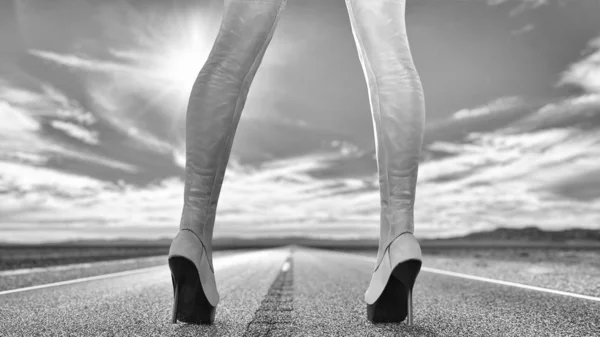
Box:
344, 0, 427, 324
365, 232, 422, 324
168, 0, 288, 324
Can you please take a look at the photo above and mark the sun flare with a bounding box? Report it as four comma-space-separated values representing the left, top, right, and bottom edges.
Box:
160, 40, 208, 96
115, 4, 220, 130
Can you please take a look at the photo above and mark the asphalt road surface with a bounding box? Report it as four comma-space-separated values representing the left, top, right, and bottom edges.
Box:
1, 247, 598, 336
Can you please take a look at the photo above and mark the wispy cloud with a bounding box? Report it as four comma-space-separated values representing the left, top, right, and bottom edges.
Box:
0, 78, 139, 172
49, 120, 99, 145
558, 36, 600, 93
29, 49, 137, 74
486, 0, 548, 15
452, 96, 525, 120
511, 23, 535, 36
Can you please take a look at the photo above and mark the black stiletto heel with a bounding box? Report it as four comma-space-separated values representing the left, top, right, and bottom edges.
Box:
171, 279, 179, 323
366, 260, 421, 324
407, 287, 413, 325
169, 257, 216, 324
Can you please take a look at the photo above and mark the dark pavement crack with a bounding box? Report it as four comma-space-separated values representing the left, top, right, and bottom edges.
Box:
243, 254, 294, 337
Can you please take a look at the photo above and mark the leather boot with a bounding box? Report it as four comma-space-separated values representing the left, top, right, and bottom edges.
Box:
345, 0, 426, 324
168, 0, 288, 324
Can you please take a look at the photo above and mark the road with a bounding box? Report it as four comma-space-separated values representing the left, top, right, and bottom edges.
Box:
0, 247, 598, 336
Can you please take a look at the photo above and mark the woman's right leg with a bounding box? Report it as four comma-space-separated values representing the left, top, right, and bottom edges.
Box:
344, 0, 426, 324
169, 0, 287, 324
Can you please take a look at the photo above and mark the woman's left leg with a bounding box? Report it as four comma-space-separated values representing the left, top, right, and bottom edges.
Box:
169, 0, 288, 324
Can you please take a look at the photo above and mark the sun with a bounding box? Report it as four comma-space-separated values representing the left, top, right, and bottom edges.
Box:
115, 4, 222, 134
141, 4, 219, 101
162, 46, 206, 95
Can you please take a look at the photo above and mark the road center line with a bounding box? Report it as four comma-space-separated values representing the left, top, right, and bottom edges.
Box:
421, 267, 600, 302
243, 254, 294, 337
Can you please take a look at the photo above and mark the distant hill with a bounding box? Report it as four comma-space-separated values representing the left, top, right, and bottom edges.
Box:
1, 226, 597, 249
445, 226, 600, 242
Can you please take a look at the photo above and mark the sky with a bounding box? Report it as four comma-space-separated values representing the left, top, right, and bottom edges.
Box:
1, 0, 600, 243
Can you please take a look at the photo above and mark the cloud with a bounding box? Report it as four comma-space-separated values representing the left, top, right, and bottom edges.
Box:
511, 24, 534, 36
0, 149, 382, 243
452, 96, 524, 120
415, 127, 600, 236
29, 49, 137, 74
558, 36, 600, 93
3, 111, 600, 243
0, 78, 97, 127
503, 94, 600, 133
49, 120, 99, 145
0, 161, 183, 243
485, 0, 548, 15
7, 69, 598, 242
0, 79, 139, 172
0, 101, 40, 133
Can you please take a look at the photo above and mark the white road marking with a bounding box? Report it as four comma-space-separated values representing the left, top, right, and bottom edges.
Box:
0, 266, 164, 296
0, 249, 289, 296
421, 267, 600, 302
4, 249, 598, 303
0, 256, 164, 276
348, 253, 600, 302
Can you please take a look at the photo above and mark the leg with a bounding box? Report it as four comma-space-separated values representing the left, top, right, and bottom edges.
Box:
173, 0, 287, 307
345, 0, 425, 271
182, 0, 287, 261
345, 0, 426, 323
